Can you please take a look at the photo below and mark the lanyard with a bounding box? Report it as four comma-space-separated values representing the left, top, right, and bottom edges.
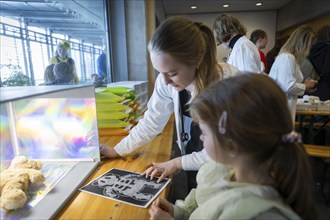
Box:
179, 90, 190, 142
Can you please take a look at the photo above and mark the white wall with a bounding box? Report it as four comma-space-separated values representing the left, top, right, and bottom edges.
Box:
126, 0, 148, 81
170, 11, 277, 61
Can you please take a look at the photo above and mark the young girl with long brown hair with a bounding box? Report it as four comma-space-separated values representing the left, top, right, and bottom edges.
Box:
150, 74, 318, 220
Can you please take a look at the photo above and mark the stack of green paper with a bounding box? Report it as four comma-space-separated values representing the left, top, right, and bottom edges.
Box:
95, 86, 142, 136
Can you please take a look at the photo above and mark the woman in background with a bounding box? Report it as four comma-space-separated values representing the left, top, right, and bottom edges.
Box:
50, 40, 79, 84
213, 13, 263, 74
269, 25, 317, 123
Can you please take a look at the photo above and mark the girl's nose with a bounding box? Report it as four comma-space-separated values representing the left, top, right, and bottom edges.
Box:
162, 74, 172, 85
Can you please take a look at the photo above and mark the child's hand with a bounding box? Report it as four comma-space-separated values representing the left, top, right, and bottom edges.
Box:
142, 157, 182, 182
149, 198, 174, 220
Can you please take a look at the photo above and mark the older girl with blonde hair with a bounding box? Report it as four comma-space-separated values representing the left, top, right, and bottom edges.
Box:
101, 17, 240, 190
269, 25, 317, 123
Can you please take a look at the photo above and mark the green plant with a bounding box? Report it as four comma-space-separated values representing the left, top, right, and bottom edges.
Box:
0, 64, 32, 87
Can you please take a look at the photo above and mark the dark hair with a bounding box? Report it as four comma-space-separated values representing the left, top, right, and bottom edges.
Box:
250, 29, 267, 44
149, 16, 222, 99
190, 74, 318, 220
54, 62, 74, 84
316, 25, 330, 42
266, 35, 289, 71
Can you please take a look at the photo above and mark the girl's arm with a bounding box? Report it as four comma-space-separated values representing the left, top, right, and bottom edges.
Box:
173, 188, 198, 219
111, 75, 174, 157
181, 149, 211, 170
277, 54, 306, 96
142, 157, 182, 182
149, 192, 198, 220
142, 150, 210, 182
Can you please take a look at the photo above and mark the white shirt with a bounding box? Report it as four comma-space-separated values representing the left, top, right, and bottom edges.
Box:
269, 52, 305, 122
114, 62, 241, 170
227, 35, 263, 74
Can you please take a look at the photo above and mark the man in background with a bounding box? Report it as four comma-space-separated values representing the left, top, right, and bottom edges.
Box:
97, 48, 108, 82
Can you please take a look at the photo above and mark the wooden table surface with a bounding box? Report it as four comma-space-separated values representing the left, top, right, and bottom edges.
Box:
56, 115, 174, 219
296, 109, 330, 116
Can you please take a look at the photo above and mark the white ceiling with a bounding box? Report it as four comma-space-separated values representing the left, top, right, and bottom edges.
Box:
0, 0, 293, 46
160, 0, 292, 15
0, 0, 105, 45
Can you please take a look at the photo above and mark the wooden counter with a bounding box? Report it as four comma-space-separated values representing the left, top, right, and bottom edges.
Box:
56, 115, 174, 219
296, 109, 330, 116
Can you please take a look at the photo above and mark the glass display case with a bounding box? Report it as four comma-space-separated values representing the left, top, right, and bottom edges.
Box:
0, 85, 100, 219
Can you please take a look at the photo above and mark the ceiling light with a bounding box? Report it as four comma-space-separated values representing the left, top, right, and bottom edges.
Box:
191, 5, 197, 9
223, 4, 229, 8
256, 2, 263, 6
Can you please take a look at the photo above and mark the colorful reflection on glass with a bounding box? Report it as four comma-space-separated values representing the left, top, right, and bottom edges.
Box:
0, 87, 100, 219
0, 104, 15, 170
6, 98, 99, 160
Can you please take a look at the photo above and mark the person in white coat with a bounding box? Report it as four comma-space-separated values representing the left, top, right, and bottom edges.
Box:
100, 17, 240, 188
149, 74, 318, 220
269, 25, 317, 123
213, 13, 263, 74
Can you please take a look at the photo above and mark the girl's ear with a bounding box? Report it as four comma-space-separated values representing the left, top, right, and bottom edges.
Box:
226, 139, 239, 158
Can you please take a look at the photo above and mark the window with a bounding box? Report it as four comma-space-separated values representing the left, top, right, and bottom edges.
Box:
0, 0, 110, 86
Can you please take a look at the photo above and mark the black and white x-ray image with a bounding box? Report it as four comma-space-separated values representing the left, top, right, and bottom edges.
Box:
80, 168, 171, 208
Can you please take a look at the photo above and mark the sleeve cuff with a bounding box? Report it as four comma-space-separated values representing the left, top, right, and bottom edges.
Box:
173, 205, 189, 220
181, 150, 211, 171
